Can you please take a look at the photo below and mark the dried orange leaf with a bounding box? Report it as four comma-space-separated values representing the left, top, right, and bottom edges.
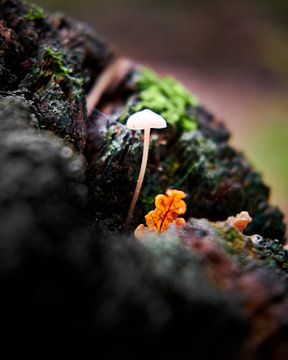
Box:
227, 211, 252, 232
146, 189, 186, 232
135, 189, 187, 238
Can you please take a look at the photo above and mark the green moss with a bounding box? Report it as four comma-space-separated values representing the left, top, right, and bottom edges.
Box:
42, 48, 84, 91
212, 224, 245, 253
26, 5, 45, 20
212, 225, 257, 270
224, 227, 242, 243
213, 224, 288, 271
120, 67, 199, 132
45, 48, 84, 88
45, 48, 73, 77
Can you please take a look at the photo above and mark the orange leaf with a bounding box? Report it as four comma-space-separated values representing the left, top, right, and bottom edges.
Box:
135, 189, 187, 238
226, 211, 252, 232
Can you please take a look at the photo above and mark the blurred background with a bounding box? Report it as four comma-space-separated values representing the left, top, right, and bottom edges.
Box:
33, 0, 288, 220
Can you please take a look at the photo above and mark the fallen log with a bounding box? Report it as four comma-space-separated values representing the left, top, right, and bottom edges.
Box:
0, 0, 287, 358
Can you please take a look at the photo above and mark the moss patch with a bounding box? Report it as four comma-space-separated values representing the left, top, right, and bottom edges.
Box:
40, 47, 84, 89
25, 4, 45, 21
120, 67, 199, 132
45, 47, 73, 77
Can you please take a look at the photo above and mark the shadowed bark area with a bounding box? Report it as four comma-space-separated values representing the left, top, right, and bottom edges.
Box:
0, 1, 288, 358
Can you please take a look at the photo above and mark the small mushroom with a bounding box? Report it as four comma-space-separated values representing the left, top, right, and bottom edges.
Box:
124, 109, 167, 231
249, 234, 263, 246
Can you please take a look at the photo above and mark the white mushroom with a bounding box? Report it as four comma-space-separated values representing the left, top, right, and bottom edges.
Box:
124, 109, 167, 231
126, 109, 167, 130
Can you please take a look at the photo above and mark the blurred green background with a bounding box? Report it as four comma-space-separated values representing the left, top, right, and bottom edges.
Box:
32, 0, 288, 220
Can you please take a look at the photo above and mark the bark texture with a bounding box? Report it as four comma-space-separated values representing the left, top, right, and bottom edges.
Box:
0, 1, 287, 358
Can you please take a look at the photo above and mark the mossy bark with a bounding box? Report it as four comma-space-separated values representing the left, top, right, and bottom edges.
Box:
0, 1, 288, 358
87, 68, 285, 240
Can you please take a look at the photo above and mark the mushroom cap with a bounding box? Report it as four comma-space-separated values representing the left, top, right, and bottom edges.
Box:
126, 109, 167, 130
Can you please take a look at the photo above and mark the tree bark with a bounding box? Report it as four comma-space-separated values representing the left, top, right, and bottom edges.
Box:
0, 1, 287, 358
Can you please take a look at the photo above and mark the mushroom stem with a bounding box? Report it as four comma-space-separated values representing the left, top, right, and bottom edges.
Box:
124, 127, 151, 231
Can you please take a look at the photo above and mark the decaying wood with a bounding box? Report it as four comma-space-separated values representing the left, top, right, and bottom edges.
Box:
0, 1, 287, 358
